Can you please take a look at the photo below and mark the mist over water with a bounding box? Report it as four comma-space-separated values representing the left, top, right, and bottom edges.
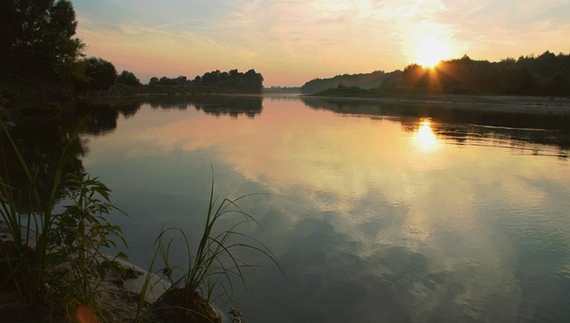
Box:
79, 95, 570, 322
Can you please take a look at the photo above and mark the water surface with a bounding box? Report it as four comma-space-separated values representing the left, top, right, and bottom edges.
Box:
80, 95, 570, 322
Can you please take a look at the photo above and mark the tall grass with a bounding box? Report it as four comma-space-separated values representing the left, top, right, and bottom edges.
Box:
0, 118, 128, 321
48, 171, 128, 317
0, 118, 70, 306
134, 170, 283, 322
2, 117, 283, 322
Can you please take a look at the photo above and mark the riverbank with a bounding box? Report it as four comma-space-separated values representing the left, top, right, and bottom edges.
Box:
0, 221, 147, 322
302, 93, 570, 115
1, 220, 226, 323
0, 72, 75, 112
0, 71, 261, 115
3, 70, 568, 117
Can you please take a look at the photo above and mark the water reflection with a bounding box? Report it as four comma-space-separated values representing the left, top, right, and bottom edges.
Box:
147, 96, 263, 118
0, 100, 147, 209
301, 97, 570, 158
413, 119, 439, 151
51, 96, 570, 322
0, 102, 122, 209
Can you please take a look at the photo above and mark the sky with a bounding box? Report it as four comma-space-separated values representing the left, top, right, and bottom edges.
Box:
71, 0, 570, 86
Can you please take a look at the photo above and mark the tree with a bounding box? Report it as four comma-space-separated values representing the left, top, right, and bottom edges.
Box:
149, 77, 159, 85
245, 69, 263, 93
75, 57, 117, 91
116, 70, 141, 86
0, 0, 84, 76
147, 69, 264, 93
402, 64, 428, 88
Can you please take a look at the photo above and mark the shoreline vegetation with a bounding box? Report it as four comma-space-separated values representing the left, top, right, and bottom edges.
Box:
300, 52, 570, 97
303, 90, 570, 115
3, 78, 570, 119
0, 73, 264, 109
1, 1, 570, 322
0, 156, 278, 322
298, 51, 570, 115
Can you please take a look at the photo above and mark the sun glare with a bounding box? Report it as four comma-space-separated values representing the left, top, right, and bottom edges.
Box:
414, 36, 452, 68
414, 119, 438, 151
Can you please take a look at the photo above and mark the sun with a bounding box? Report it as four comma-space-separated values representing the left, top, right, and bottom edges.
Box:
414, 36, 452, 68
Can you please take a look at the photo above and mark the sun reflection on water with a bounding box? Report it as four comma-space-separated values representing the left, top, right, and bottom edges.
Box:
414, 119, 439, 151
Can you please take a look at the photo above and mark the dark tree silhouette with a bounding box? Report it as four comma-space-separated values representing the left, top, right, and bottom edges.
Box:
75, 57, 117, 91
300, 71, 390, 94
116, 70, 141, 86
0, 0, 84, 76
149, 69, 264, 93
397, 51, 570, 96
302, 51, 570, 96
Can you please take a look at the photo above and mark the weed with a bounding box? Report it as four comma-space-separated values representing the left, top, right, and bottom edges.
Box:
1, 118, 128, 321
2, 117, 282, 322
134, 169, 283, 322
48, 171, 128, 317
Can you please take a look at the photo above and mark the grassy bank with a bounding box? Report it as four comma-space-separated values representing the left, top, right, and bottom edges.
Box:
0, 117, 281, 322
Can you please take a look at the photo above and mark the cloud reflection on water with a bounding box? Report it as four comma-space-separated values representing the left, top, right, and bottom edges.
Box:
81, 98, 570, 322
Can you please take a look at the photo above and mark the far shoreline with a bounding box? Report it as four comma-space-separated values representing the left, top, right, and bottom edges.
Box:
300, 93, 570, 115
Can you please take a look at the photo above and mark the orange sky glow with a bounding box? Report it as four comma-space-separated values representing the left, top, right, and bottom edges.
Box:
72, 0, 570, 86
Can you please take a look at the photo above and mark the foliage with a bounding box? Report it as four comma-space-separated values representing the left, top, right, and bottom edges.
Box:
149, 69, 264, 93
302, 51, 570, 96
312, 84, 374, 97
263, 86, 301, 93
1, 116, 72, 307
149, 75, 188, 86
134, 174, 282, 322
399, 51, 570, 96
0, 108, 85, 209
2, 111, 281, 321
117, 70, 142, 86
74, 57, 118, 92
0, 119, 127, 320
49, 172, 128, 311
0, 0, 84, 76
300, 70, 392, 94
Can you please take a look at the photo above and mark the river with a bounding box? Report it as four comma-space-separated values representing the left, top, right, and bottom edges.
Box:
76, 94, 570, 322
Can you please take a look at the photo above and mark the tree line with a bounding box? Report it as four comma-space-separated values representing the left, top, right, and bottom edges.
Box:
149, 69, 264, 94
0, 1, 142, 92
300, 70, 390, 94
0, 0, 262, 97
399, 52, 570, 96
301, 51, 570, 96
0, 0, 82, 76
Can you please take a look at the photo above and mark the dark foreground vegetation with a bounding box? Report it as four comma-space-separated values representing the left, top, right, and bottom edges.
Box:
0, 99, 280, 322
1, 1, 568, 319
1, 1, 277, 322
302, 52, 570, 96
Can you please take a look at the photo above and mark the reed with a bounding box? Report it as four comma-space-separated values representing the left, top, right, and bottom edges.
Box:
1, 117, 70, 307
1, 118, 128, 321
134, 169, 283, 322
2, 117, 282, 322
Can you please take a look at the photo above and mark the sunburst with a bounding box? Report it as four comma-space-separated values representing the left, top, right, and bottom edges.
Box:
414, 36, 452, 68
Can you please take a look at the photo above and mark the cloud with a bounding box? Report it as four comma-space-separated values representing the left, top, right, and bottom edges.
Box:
74, 0, 570, 85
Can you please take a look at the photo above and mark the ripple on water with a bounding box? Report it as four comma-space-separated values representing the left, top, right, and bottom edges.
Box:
513, 273, 570, 322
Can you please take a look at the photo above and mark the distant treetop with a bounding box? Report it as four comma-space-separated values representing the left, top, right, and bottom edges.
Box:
0, 0, 85, 77
149, 69, 264, 94
301, 51, 570, 96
